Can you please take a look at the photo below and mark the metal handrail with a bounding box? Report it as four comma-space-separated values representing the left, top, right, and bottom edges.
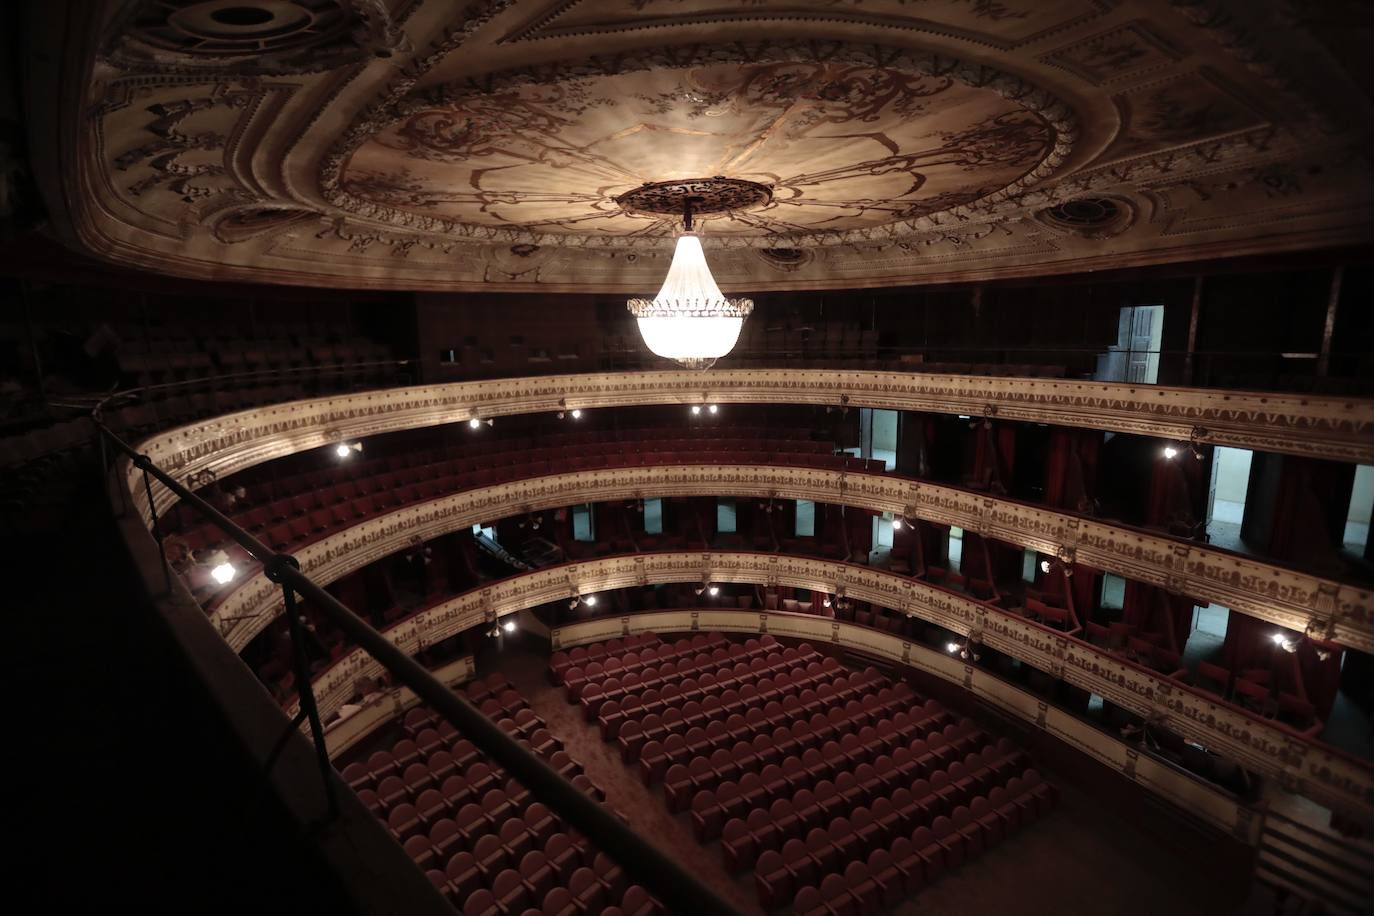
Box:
93, 417, 744, 916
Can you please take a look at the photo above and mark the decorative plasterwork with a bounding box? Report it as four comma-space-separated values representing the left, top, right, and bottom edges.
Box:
323, 40, 1078, 247
268, 554, 1374, 823
125, 370, 1374, 522
203, 464, 1373, 652
310, 655, 475, 757
37, 0, 1374, 290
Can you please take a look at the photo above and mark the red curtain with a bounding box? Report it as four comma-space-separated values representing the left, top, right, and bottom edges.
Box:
1068, 563, 1102, 623
1145, 452, 1207, 536
1121, 582, 1195, 653
970, 421, 1016, 494
1265, 457, 1355, 566
1045, 428, 1102, 513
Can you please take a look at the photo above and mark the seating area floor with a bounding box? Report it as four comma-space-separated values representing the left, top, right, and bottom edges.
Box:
484, 635, 1242, 916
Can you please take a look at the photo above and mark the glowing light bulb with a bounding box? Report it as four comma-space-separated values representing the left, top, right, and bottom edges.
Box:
584, 595, 597, 606
211, 562, 236, 585
946, 642, 961, 654
571, 409, 582, 419
1163, 446, 1178, 459
335, 443, 351, 458
708, 404, 718, 414
708, 586, 719, 596
691, 405, 701, 415
502, 620, 516, 633
469, 418, 482, 429
1270, 632, 1286, 645
1040, 559, 1051, 574
892, 518, 903, 530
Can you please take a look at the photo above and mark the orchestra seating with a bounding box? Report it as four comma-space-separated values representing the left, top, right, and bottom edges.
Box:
337, 671, 663, 915
553, 633, 1057, 912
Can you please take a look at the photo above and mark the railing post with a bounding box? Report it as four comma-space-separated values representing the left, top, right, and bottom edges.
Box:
273, 556, 339, 819
136, 455, 173, 595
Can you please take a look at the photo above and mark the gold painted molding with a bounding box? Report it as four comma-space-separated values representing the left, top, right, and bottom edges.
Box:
207, 465, 1372, 654
550, 610, 1260, 843
310, 656, 476, 760
266, 551, 1373, 822
127, 370, 1374, 523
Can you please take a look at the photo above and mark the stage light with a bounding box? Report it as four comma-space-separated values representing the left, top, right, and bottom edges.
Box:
1163, 446, 1178, 459
708, 404, 718, 414
1270, 632, 1285, 645
210, 562, 236, 585
691, 405, 702, 415
708, 586, 720, 596
469, 418, 482, 429
892, 518, 903, 530
571, 409, 582, 419
946, 642, 961, 654
584, 594, 597, 607
335, 443, 351, 458
502, 619, 516, 634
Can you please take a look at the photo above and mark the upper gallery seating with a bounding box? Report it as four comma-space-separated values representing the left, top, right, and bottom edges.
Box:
551, 633, 1057, 912
337, 671, 663, 915
165, 426, 859, 596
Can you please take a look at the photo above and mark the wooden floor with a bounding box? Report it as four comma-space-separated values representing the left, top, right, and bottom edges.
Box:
487, 635, 1247, 916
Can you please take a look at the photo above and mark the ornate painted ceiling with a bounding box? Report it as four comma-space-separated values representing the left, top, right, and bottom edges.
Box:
26, 0, 1374, 291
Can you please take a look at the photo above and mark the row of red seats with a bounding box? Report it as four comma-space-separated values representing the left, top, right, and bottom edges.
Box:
181, 435, 849, 560
788, 771, 1056, 915
334, 675, 659, 914
560, 633, 734, 699
746, 740, 1027, 890
723, 738, 1025, 873
559, 632, 1054, 913
685, 719, 988, 845
208, 426, 832, 524
622, 670, 898, 783
548, 632, 663, 683
578, 641, 818, 719
667, 701, 960, 817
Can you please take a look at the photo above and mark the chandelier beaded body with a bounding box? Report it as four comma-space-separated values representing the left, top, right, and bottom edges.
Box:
627, 196, 753, 370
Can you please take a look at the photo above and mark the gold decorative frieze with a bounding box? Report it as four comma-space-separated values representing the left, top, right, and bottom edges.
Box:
206, 465, 1372, 654
126, 370, 1374, 524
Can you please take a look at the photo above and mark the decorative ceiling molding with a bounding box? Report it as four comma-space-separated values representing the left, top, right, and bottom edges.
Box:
199, 463, 1373, 653
34, 0, 1374, 290
320, 39, 1079, 248
277, 552, 1374, 824
125, 371, 1374, 523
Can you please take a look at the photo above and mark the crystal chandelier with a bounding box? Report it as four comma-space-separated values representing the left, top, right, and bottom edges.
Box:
627, 198, 752, 370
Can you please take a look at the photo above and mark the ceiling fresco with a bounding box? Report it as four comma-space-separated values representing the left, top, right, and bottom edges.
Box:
25, 0, 1374, 291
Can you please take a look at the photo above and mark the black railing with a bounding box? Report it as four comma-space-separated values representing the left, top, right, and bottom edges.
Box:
92, 417, 744, 916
